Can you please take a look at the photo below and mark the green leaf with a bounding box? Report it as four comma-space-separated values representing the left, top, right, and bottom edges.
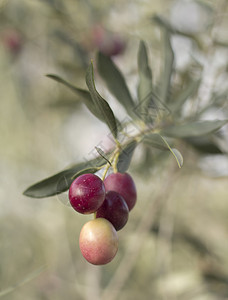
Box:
23, 169, 75, 198
23, 156, 108, 198
158, 135, 183, 168
54, 29, 88, 68
138, 40, 153, 101
97, 52, 135, 118
95, 147, 112, 165
171, 148, 184, 168
142, 133, 183, 167
161, 120, 228, 138
85, 62, 118, 139
117, 140, 137, 173
185, 136, 223, 154
159, 29, 174, 103
214, 39, 228, 48
211, 91, 228, 107
142, 133, 170, 150
152, 15, 174, 32
71, 166, 102, 180
196, 91, 228, 117
171, 79, 201, 113
137, 40, 154, 122
152, 14, 202, 49
46, 74, 104, 121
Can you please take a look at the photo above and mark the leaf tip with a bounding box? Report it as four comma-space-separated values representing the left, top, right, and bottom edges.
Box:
46, 74, 58, 81
22, 188, 32, 198
172, 148, 184, 168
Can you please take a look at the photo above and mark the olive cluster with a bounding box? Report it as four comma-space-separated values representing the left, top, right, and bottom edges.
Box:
68, 172, 137, 265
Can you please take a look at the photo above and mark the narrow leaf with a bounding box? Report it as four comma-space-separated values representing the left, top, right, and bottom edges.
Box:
171, 79, 201, 113
161, 120, 228, 138
85, 62, 118, 139
54, 29, 88, 68
159, 135, 183, 168
171, 148, 184, 168
152, 14, 202, 49
185, 136, 222, 154
152, 15, 174, 32
138, 40, 153, 101
197, 91, 228, 117
137, 41, 154, 122
142, 133, 170, 150
23, 156, 108, 198
133, 90, 171, 121
47, 74, 104, 121
159, 30, 174, 103
142, 133, 183, 167
97, 52, 135, 118
71, 166, 102, 180
117, 140, 137, 173
214, 40, 228, 48
95, 147, 112, 165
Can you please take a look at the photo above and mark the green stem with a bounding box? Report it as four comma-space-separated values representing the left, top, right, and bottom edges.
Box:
101, 163, 111, 181
112, 152, 120, 173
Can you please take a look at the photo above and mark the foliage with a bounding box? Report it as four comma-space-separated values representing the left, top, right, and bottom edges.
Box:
24, 28, 228, 198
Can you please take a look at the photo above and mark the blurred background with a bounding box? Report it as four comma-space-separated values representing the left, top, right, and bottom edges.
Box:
0, 0, 228, 299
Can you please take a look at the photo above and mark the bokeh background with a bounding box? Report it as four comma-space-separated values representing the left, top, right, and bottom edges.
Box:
0, 0, 228, 299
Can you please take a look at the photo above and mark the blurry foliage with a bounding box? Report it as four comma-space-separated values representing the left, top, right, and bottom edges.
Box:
0, 0, 228, 299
